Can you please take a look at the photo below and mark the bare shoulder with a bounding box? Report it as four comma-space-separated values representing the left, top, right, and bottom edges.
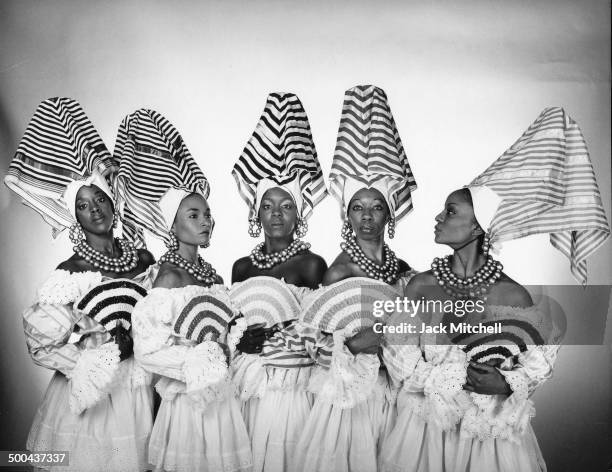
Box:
137, 249, 156, 267
56, 254, 85, 272
322, 252, 353, 286
488, 273, 533, 307
397, 258, 412, 274
153, 264, 185, 289
231, 256, 252, 284
297, 251, 328, 288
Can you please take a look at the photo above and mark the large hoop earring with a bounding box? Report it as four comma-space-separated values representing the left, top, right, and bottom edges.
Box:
482, 232, 491, 256
248, 217, 262, 238
341, 220, 353, 240
295, 217, 308, 238
165, 231, 179, 251
387, 217, 396, 239
69, 223, 85, 244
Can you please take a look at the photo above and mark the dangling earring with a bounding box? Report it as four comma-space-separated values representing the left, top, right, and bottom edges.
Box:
482, 232, 491, 256
165, 231, 179, 251
295, 217, 308, 238
341, 220, 353, 240
112, 213, 119, 230
69, 223, 85, 244
248, 217, 262, 238
200, 218, 214, 248
387, 217, 396, 239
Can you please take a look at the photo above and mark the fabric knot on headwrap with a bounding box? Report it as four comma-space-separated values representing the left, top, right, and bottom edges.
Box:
328, 85, 417, 224
4, 97, 115, 236
113, 109, 209, 246
468, 107, 610, 284
231, 92, 327, 223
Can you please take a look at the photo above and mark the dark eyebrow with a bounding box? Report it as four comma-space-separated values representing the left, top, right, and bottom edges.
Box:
447, 202, 457, 207
186, 208, 200, 212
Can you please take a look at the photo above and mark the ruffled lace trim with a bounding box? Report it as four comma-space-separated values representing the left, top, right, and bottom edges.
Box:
305, 330, 380, 408
460, 391, 535, 443
232, 353, 312, 400
181, 341, 232, 409
154, 376, 237, 411
67, 342, 120, 414
227, 318, 248, 356
110, 357, 153, 391
38, 270, 102, 305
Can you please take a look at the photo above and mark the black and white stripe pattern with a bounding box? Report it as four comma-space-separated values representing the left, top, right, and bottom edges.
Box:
329, 85, 417, 222
4, 97, 114, 235
471, 107, 610, 284
232, 92, 327, 221
173, 294, 235, 343
76, 279, 148, 334
113, 109, 209, 247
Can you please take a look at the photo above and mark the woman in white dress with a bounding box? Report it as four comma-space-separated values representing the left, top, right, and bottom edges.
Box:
116, 109, 252, 472
380, 107, 610, 472
230, 92, 327, 472
5, 98, 156, 472
293, 85, 418, 472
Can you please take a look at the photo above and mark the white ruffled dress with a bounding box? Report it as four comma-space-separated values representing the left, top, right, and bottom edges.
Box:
292, 276, 413, 472
231, 283, 315, 472
25, 269, 155, 472
131, 285, 253, 472
380, 305, 559, 472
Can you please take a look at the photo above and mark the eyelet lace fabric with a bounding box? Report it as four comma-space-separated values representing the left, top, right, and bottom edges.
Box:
67, 342, 120, 414
305, 329, 381, 409
37, 270, 102, 305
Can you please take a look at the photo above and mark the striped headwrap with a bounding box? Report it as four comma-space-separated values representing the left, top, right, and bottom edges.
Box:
113, 109, 209, 247
231, 92, 327, 223
329, 85, 417, 223
4, 97, 115, 236
469, 107, 610, 284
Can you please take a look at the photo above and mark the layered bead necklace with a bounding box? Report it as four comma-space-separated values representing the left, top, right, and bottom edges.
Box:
250, 239, 311, 270
73, 238, 139, 273
341, 236, 400, 284
431, 255, 503, 301
160, 251, 218, 285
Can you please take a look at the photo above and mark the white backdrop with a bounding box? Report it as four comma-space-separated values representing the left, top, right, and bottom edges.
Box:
0, 1, 610, 470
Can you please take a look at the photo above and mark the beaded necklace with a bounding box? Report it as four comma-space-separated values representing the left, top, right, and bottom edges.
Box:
160, 251, 218, 285
340, 236, 400, 284
431, 255, 503, 301
250, 239, 311, 270
74, 238, 138, 273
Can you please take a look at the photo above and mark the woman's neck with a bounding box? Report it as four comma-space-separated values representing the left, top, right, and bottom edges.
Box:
451, 239, 486, 278
264, 235, 294, 254
176, 242, 199, 263
356, 235, 385, 265
85, 232, 115, 254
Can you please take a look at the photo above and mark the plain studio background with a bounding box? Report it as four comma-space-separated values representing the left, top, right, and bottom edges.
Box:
0, 1, 610, 470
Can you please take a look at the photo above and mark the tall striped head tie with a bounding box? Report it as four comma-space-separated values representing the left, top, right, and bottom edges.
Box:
231, 92, 327, 225
113, 109, 209, 247
4, 97, 115, 237
469, 107, 610, 285
329, 85, 417, 225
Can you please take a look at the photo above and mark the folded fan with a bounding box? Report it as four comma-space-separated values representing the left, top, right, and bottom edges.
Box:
229, 276, 301, 327
173, 291, 235, 343
300, 277, 399, 336
76, 279, 148, 333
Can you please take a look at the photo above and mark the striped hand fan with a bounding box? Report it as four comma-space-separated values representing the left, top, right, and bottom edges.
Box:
76, 279, 148, 334
229, 276, 301, 328
451, 318, 546, 366
300, 277, 400, 336
173, 291, 235, 343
